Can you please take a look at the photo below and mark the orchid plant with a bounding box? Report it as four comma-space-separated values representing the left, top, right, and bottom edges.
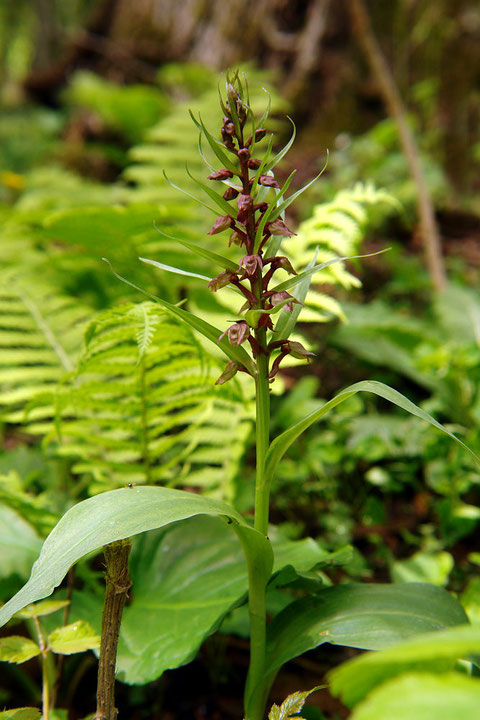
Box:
0, 72, 474, 720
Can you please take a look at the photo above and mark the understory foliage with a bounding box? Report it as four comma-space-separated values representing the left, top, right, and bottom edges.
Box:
0, 65, 479, 720
52, 303, 252, 497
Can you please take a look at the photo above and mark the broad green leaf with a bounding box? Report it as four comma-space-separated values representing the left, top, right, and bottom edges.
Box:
103, 262, 256, 375
0, 504, 43, 579
65, 517, 330, 684
329, 624, 480, 707
391, 550, 453, 586
0, 709, 42, 720
246, 583, 469, 716
152, 223, 238, 272
268, 686, 322, 720
264, 380, 478, 489
0, 636, 40, 663
139, 257, 211, 282
48, 620, 100, 655
0, 487, 271, 629
350, 672, 480, 720
14, 599, 70, 620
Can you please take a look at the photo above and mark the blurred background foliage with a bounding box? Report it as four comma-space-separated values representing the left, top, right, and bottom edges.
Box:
1, 1, 480, 718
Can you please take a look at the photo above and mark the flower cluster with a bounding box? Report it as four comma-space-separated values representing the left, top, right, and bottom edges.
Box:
203, 73, 313, 384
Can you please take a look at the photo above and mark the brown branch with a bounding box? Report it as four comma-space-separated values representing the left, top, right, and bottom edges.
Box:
348, 0, 446, 291
95, 539, 132, 720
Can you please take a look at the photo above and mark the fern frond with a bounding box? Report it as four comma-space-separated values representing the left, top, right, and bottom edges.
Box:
0, 266, 91, 433
51, 302, 253, 499
283, 183, 399, 323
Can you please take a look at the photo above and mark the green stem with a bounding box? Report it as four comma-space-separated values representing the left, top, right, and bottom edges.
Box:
245, 330, 271, 720
254, 346, 270, 535
33, 615, 50, 720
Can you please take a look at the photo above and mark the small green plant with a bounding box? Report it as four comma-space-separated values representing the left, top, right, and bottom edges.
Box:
0, 599, 99, 720
0, 72, 476, 720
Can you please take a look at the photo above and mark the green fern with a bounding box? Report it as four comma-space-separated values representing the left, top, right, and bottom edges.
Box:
282, 182, 400, 322
0, 266, 91, 434
50, 302, 253, 498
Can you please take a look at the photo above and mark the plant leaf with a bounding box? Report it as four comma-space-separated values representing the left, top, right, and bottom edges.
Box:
268, 686, 322, 720
349, 672, 480, 720
0, 709, 42, 720
139, 257, 212, 281
185, 165, 236, 216
273, 249, 319, 340
271, 249, 388, 294
246, 583, 469, 716
269, 155, 329, 222
153, 222, 238, 272
102, 262, 256, 375
264, 380, 478, 489
263, 117, 296, 174
162, 171, 220, 215
66, 516, 329, 684
254, 170, 297, 250
188, 112, 239, 175
0, 636, 40, 663
14, 599, 70, 620
48, 620, 100, 655
329, 624, 480, 707
0, 487, 272, 629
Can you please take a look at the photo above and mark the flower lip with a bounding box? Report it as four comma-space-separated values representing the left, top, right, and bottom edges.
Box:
207, 169, 234, 181
239, 254, 263, 277
258, 175, 280, 189
218, 321, 251, 346
208, 215, 233, 235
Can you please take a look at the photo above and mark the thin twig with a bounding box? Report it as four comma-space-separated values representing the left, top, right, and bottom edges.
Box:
50, 566, 76, 709
348, 0, 446, 291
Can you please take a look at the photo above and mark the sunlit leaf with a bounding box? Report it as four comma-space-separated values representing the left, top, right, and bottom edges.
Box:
0, 487, 272, 629
329, 624, 480, 707
0, 636, 40, 663
48, 620, 100, 655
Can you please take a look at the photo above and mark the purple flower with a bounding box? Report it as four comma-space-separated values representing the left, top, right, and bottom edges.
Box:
258, 175, 280, 189
237, 194, 253, 225
208, 271, 236, 292
208, 215, 233, 235
239, 254, 263, 277
207, 169, 234, 181
269, 291, 299, 312
218, 321, 250, 346
267, 219, 296, 237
